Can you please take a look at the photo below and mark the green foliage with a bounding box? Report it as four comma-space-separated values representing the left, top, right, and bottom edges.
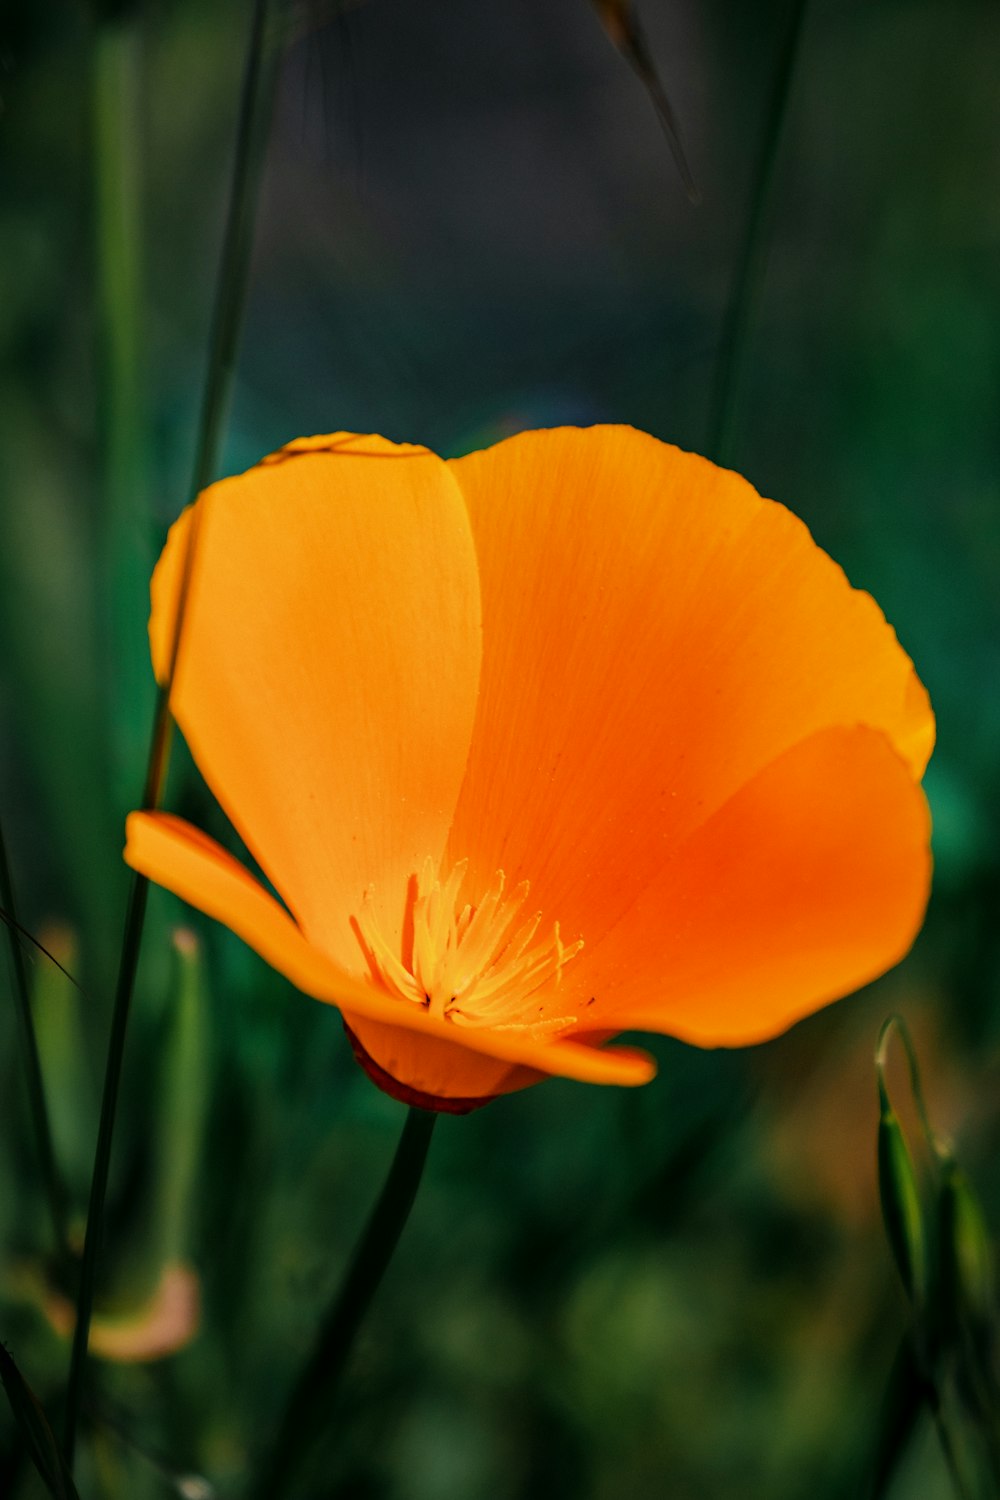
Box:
2, 1, 999, 1497
0, 1342, 80, 1500
875, 1017, 1000, 1497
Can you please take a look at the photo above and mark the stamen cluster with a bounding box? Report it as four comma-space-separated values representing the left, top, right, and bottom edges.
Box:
357, 858, 582, 1038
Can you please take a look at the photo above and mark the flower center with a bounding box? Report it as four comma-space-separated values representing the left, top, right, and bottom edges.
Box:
355, 857, 583, 1038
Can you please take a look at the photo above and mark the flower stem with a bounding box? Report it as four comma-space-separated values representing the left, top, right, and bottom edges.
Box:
0, 817, 70, 1262
63, 0, 281, 1467
254, 1107, 438, 1500
706, 0, 809, 468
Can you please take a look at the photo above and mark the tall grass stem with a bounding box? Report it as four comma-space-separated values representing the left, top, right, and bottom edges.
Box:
63, 0, 281, 1466
253, 1108, 438, 1500
929, 1396, 974, 1500
0, 819, 70, 1261
706, 0, 809, 467
93, 17, 148, 794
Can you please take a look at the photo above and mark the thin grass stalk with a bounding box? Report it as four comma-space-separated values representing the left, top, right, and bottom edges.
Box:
928, 1394, 974, 1500
92, 14, 148, 794
254, 1108, 438, 1500
63, 0, 281, 1466
706, 0, 809, 467
0, 818, 69, 1261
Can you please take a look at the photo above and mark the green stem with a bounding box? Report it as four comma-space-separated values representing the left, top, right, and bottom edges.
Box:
254, 1108, 438, 1500
143, 0, 283, 811
0, 818, 70, 1261
928, 1387, 974, 1500
92, 16, 148, 798
706, 0, 809, 467
63, 0, 281, 1468
186, 0, 280, 506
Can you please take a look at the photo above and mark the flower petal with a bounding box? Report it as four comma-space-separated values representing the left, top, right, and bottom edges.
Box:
340, 1010, 654, 1101
445, 425, 933, 967
572, 725, 932, 1045
150, 435, 482, 968
125, 812, 378, 1005
125, 813, 654, 1096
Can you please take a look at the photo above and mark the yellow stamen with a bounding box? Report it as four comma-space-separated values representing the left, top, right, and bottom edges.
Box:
356, 858, 582, 1039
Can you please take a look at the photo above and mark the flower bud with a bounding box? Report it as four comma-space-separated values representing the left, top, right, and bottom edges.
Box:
937, 1156, 994, 1331
877, 1088, 926, 1307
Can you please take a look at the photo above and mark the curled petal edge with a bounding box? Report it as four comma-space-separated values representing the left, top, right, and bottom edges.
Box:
124, 812, 655, 1089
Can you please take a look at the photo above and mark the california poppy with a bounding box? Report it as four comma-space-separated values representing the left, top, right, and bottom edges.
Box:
125, 427, 933, 1112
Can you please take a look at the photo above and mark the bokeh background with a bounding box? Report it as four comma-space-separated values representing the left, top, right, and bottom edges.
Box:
2, 0, 999, 1496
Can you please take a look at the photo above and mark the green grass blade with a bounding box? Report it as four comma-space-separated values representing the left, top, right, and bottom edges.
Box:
92, 13, 157, 817
706, 0, 809, 466
0, 817, 69, 1261
62, 0, 283, 1467
0, 1342, 81, 1500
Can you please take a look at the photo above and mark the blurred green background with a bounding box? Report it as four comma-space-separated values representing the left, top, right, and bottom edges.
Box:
2, 0, 999, 1495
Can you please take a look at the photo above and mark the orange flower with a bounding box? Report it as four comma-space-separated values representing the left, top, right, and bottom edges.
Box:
125, 428, 933, 1112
